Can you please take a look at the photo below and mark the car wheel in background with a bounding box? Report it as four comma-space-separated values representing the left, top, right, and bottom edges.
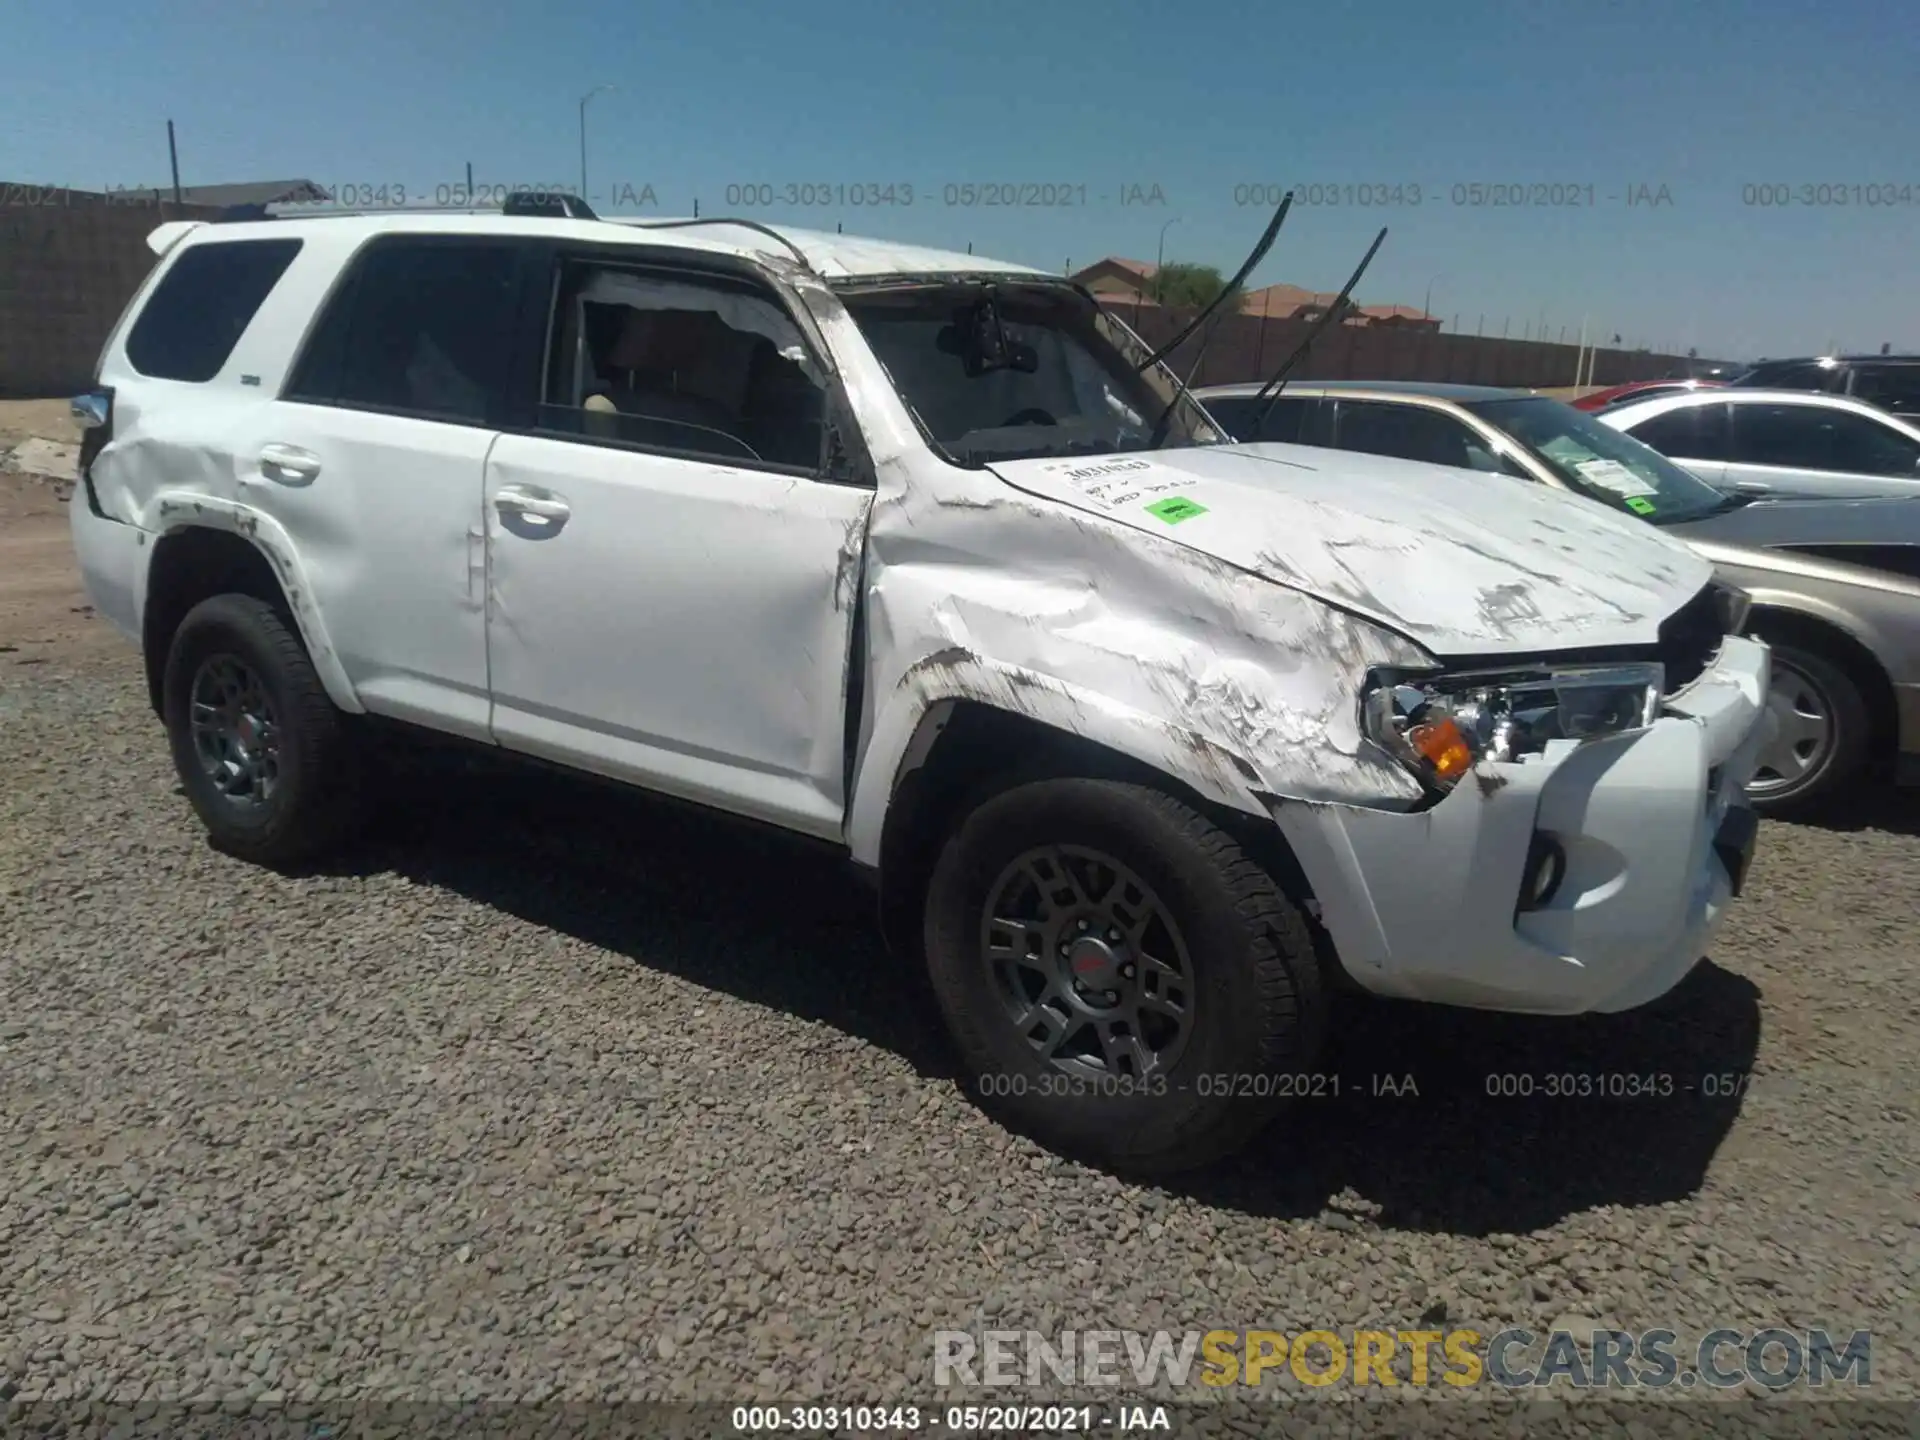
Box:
1745, 640, 1869, 816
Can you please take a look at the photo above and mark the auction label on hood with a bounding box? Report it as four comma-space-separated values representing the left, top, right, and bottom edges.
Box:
1573, 458, 1658, 498
1039, 457, 1191, 513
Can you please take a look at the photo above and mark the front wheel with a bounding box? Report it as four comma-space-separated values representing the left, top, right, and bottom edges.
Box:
922, 777, 1326, 1174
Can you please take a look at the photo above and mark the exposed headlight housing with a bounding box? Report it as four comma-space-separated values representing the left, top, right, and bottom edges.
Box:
1362, 662, 1665, 793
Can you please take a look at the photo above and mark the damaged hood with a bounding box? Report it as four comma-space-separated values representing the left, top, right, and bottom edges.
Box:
986, 442, 1713, 657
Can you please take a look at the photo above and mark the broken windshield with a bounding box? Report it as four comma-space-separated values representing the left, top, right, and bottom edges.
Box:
837, 281, 1227, 465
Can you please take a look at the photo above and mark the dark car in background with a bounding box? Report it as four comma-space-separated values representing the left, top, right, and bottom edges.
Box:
1195, 380, 1920, 813
1731, 355, 1920, 416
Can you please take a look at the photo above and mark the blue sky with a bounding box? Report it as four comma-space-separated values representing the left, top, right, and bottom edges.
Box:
6, 0, 1915, 360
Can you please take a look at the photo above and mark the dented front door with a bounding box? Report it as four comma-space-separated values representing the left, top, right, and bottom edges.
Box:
481, 435, 872, 839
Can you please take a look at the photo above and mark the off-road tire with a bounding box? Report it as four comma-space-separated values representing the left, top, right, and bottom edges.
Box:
162, 594, 367, 867
923, 777, 1326, 1175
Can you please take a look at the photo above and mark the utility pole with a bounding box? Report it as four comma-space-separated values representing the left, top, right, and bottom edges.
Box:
166, 120, 182, 204
1155, 216, 1182, 302
578, 84, 615, 198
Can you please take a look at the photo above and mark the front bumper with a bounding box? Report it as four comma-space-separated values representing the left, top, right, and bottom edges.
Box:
1279, 635, 1773, 1016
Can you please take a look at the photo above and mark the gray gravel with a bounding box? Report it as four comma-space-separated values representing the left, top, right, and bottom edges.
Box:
2, 644, 1917, 1429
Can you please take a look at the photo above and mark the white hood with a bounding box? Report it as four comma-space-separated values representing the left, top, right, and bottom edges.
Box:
986, 441, 1714, 657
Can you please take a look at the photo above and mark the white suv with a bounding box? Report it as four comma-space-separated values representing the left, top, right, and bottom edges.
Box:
70, 199, 1770, 1173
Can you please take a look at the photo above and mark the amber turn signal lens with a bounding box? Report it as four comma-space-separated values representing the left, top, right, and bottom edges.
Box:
1408, 718, 1473, 778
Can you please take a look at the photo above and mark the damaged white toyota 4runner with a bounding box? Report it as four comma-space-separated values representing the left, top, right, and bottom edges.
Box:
71, 201, 1769, 1173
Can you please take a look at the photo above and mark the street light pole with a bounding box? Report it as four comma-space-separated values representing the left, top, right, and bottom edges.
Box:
1153, 216, 1183, 301
579, 84, 615, 199
1423, 274, 1444, 323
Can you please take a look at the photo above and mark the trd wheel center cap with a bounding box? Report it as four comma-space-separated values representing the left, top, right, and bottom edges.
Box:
1065, 936, 1123, 991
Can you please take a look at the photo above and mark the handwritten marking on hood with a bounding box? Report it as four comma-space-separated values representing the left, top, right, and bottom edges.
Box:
1478, 582, 1544, 627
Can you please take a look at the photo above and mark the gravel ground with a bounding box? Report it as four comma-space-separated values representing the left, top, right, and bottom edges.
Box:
1, 472, 1917, 1433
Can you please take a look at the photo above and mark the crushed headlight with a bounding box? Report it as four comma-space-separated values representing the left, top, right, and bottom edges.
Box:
1362, 662, 1664, 792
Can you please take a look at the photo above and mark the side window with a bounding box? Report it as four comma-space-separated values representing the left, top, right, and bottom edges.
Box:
1740, 361, 1841, 392
533, 263, 827, 471
1850, 367, 1920, 416
1824, 410, 1920, 474
124, 238, 302, 382
1201, 395, 1312, 444
1624, 402, 1732, 460
1333, 401, 1479, 470
1729, 403, 1920, 474
284, 239, 520, 425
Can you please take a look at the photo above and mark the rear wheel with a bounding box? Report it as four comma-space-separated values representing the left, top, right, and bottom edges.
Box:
923, 777, 1325, 1174
1746, 640, 1869, 815
162, 594, 367, 866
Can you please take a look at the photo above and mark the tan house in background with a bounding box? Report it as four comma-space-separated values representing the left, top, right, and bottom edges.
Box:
1072, 257, 1164, 307
1069, 258, 1437, 330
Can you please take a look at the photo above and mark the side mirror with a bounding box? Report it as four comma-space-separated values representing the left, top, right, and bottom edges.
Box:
70, 392, 111, 430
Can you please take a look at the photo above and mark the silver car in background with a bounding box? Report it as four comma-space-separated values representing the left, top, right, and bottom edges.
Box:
1196, 380, 1920, 813
1597, 388, 1920, 499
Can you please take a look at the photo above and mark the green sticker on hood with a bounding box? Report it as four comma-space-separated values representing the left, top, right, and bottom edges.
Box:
1144, 495, 1208, 524
1624, 496, 1658, 516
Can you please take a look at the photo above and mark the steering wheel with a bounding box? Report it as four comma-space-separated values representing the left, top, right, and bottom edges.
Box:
1000, 407, 1058, 428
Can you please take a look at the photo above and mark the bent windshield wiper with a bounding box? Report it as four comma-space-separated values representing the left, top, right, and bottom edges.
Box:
1134, 190, 1294, 375
1145, 309, 1230, 448
1248, 226, 1388, 436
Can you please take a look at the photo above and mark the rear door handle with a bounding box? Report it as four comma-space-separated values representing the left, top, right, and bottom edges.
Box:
260, 443, 321, 483
494, 486, 571, 522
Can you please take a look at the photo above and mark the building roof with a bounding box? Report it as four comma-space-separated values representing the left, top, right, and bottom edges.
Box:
173, 179, 333, 207
1239, 285, 1435, 324
1354, 302, 1437, 323
1239, 282, 1341, 315
1074, 256, 1159, 280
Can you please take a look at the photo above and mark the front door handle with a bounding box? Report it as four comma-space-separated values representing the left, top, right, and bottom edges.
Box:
259, 443, 321, 484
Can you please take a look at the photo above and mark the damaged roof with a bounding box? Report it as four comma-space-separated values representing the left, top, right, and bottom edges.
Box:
195, 208, 1047, 282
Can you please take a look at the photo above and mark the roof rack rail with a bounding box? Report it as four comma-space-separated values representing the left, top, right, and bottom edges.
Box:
221, 202, 488, 222
502, 190, 598, 219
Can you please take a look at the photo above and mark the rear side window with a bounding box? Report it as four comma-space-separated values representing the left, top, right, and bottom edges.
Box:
124, 238, 302, 382
1730, 403, 1920, 475
285, 238, 521, 424
1332, 400, 1480, 469
1201, 395, 1312, 444
1736, 361, 1841, 393
1850, 365, 1920, 415
1625, 402, 1732, 460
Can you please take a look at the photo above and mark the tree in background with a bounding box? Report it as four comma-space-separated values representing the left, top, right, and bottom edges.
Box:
1149, 262, 1240, 310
